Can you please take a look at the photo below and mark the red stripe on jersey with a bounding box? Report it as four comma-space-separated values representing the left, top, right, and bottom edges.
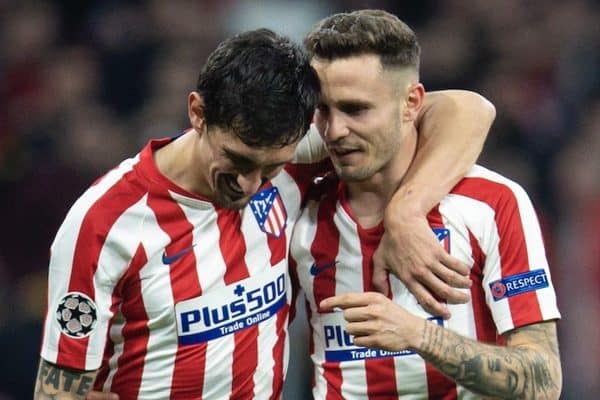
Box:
424, 362, 457, 399
94, 303, 118, 389
216, 208, 257, 399
262, 182, 287, 266
325, 373, 344, 400
311, 193, 341, 311
102, 244, 150, 397
58, 169, 146, 370
262, 182, 288, 395
468, 229, 497, 343
424, 206, 458, 399
283, 159, 333, 202
270, 301, 289, 400
357, 224, 397, 397
453, 177, 543, 326
148, 191, 204, 399
270, 247, 295, 399
426, 208, 448, 304
310, 190, 343, 399
268, 225, 286, 264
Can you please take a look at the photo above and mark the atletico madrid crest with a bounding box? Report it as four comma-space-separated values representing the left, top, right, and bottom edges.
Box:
432, 227, 450, 252
249, 187, 287, 237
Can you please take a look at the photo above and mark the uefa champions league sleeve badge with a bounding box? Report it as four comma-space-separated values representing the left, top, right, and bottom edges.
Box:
55, 292, 98, 338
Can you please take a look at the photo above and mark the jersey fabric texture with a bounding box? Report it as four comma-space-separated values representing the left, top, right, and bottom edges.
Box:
290, 165, 561, 399
40, 136, 324, 399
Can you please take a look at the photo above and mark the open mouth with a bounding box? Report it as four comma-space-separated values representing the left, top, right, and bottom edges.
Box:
227, 178, 242, 193
220, 175, 243, 198
330, 147, 361, 160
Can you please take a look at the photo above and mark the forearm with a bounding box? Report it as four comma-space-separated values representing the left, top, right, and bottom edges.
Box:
34, 358, 98, 399
394, 90, 495, 214
415, 321, 561, 399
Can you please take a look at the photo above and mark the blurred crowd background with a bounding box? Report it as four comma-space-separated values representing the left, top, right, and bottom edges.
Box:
0, 0, 598, 398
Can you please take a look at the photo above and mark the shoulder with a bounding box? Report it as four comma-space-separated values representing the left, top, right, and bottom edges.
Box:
57, 153, 148, 241
305, 170, 340, 203
450, 165, 532, 208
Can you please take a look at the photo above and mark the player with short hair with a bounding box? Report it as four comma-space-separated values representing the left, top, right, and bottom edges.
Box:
291, 9, 562, 399
35, 27, 495, 399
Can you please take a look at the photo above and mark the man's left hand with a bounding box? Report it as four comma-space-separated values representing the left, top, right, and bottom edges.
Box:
372, 211, 471, 319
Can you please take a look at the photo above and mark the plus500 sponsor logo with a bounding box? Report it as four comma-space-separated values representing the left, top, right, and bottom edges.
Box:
176, 273, 286, 344
323, 316, 443, 362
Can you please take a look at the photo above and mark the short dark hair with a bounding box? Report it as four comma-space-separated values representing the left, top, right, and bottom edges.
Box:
304, 9, 420, 71
196, 28, 320, 147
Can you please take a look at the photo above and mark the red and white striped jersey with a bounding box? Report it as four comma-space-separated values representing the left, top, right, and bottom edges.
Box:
40, 137, 323, 399
290, 165, 561, 399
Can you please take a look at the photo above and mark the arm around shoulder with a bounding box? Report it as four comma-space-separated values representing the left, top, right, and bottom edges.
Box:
407, 89, 496, 212
373, 90, 496, 315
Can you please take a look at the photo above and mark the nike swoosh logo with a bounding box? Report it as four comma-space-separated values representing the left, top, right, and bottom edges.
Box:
310, 261, 338, 276
162, 245, 195, 265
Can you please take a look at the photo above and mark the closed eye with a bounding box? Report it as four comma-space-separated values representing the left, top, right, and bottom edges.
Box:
223, 149, 287, 178
220, 150, 254, 174
339, 102, 369, 116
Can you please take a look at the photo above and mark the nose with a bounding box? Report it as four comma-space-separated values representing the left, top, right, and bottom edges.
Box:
324, 110, 350, 142
236, 170, 263, 195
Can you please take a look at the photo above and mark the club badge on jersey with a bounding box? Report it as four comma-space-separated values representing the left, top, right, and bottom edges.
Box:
249, 187, 287, 237
433, 227, 450, 252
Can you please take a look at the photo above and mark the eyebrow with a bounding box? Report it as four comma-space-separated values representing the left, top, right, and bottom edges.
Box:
336, 99, 372, 109
223, 148, 292, 169
223, 148, 255, 166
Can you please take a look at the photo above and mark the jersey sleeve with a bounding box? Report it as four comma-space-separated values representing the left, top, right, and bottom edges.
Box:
293, 124, 329, 164
40, 170, 143, 370
283, 159, 334, 206
479, 176, 561, 334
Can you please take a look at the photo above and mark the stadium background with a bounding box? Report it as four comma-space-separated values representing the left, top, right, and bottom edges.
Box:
0, 1, 598, 398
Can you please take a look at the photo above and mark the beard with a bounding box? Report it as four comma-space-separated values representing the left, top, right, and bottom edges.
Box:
331, 152, 385, 182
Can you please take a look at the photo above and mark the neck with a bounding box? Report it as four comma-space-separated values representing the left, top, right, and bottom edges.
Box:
154, 130, 211, 197
346, 127, 417, 228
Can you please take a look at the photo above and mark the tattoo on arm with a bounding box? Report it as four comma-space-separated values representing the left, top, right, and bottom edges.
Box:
418, 320, 562, 399
34, 359, 97, 400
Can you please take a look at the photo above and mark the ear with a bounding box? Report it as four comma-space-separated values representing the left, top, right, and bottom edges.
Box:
402, 83, 425, 123
188, 92, 206, 133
